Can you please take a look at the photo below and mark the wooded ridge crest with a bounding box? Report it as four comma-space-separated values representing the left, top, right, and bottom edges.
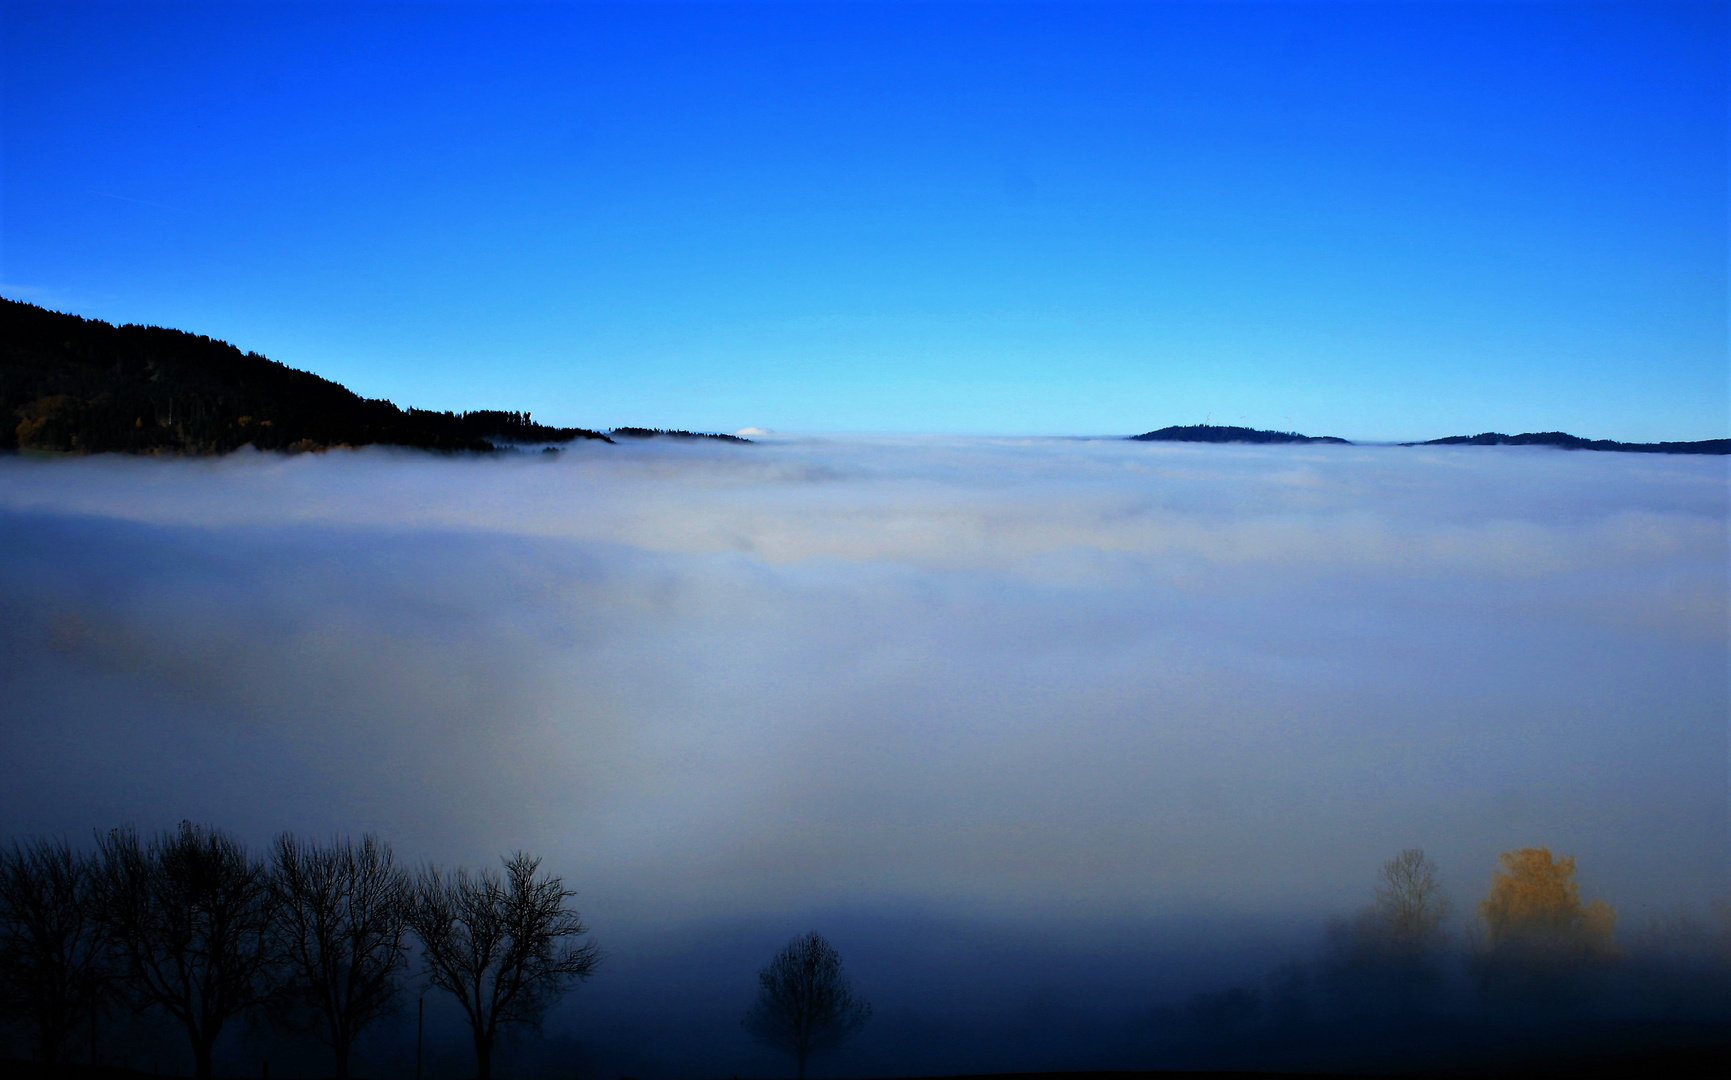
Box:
5, 299, 1722, 455
0, 298, 730, 455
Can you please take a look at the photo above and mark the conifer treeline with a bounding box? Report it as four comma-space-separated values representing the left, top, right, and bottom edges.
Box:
0, 824, 595, 1080
0, 299, 611, 454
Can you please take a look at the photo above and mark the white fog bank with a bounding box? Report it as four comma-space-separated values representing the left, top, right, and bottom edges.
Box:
0, 438, 1725, 1071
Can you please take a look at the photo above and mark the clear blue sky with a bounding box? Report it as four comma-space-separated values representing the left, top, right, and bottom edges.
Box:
3, 1, 1725, 440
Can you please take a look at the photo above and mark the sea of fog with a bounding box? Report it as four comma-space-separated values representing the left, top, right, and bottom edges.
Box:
0, 437, 1725, 1075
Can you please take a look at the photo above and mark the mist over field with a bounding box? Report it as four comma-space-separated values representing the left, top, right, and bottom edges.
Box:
0, 437, 1725, 1075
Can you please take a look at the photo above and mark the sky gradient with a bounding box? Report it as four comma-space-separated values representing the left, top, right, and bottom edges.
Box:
3, 1, 1726, 439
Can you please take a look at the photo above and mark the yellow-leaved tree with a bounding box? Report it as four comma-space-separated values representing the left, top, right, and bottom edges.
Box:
1480, 846, 1616, 958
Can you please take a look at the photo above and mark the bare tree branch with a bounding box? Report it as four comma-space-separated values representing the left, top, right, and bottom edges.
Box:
271, 833, 410, 1079
743, 931, 871, 1079
93, 823, 274, 1080
0, 838, 107, 1064
407, 852, 598, 1080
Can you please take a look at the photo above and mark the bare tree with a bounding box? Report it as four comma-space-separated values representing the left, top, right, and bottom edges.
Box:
1324, 848, 1453, 1014
1374, 848, 1453, 946
742, 932, 871, 1079
0, 838, 107, 1064
94, 823, 276, 1079
407, 852, 599, 1080
271, 834, 410, 1079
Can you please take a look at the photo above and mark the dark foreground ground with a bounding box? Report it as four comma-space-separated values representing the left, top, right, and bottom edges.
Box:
4, 1046, 1730, 1080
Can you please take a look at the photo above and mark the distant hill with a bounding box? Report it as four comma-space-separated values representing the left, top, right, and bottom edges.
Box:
1126, 424, 1727, 455
1411, 432, 1729, 455
0, 297, 613, 454
611, 426, 752, 445
1129, 424, 1352, 445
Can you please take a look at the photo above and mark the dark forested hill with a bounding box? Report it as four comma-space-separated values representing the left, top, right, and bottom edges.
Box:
1129, 425, 1352, 444
1410, 431, 1729, 455
0, 298, 612, 454
1128, 424, 1728, 455
611, 426, 753, 444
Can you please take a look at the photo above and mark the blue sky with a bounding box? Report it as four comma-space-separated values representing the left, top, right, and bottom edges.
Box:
3, 1, 1725, 439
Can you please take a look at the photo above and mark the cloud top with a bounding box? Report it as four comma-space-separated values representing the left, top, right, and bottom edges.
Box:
0, 437, 1723, 940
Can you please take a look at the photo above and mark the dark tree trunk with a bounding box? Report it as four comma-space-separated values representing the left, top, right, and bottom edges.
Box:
473, 1028, 494, 1080
39, 1012, 67, 1066
193, 1032, 216, 1080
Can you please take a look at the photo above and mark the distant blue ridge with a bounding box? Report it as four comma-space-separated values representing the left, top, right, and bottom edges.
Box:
1407, 431, 1728, 455
1128, 424, 1727, 455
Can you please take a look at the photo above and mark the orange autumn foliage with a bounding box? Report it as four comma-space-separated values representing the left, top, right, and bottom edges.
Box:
1480, 846, 1616, 956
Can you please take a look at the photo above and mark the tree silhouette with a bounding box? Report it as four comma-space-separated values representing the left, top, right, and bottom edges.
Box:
271, 834, 411, 1079
0, 838, 108, 1064
1324, 848, 1453, 1014
1374, 847, 1453, 945
743, 932, 871, 1079
94, 824, 276, 1079
407, 853, 598, 1080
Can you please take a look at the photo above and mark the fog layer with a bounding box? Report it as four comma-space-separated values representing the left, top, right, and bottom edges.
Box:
0, 438, 1724, 1074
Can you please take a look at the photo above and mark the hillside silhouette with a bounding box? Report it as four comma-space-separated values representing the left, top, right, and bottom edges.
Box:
611, 426, 753, 444
1129, 425, 1352, 444
1129, 424, 1728, 455
1410, 431, 1729, 455
0, 298, 612, 454
7, 298, 1721, 457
